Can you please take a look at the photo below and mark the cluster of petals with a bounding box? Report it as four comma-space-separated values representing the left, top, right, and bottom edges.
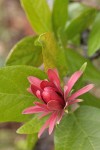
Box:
23, 69, 94, 137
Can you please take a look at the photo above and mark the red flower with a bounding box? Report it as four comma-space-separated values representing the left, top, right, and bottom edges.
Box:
23, 69, 94, 137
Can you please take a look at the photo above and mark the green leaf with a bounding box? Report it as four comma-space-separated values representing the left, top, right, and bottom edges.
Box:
17, 116, 46, 134
0, 66, 46, 122
52, 0, 68, 35
6, 36, 42, 67
88, 13, 100, 56
27, 134, 38, 150
81, 93, 100, 109
21, 0, 52, 34
68, 3, 85, 20
38, 32, 67, 78
65, 48, 100, 85
64, 8, 97, 40
80, 62, 87, 73
55, 106, 100, 150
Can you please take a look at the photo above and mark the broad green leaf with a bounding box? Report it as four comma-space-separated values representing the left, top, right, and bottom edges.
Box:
16, 134, 37, 150
55, 106, 100, 150
27, 134, 38, 150
65, 48, 100, 85
88, 13, 100, 56
38, 32, 67, 78
81, 93, 100, 108
17, 116, 46, 134
52, 0, 68, 35
6, 36, 42, 67
0, 66, 46, 122
64, 8, 97, 40
21, 0, 52, 34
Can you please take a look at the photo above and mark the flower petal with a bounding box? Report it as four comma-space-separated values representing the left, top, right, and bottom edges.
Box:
31, 84, 43, 96
47, 69, 63, 94
57, 110, 64, 124
34, 102, 49, 111
28, 76, 41, 88
36, 90, 43, 100
64, 86, 68, 100
40, 80, 54, 89
22, 106, 46, 114
42, 90, 64, 105
47, 100, 63, 111
44, 87, 57, 92
49, 112, 58, 135
38, 118, 50, 138
68, 99, 83, 106
67, 84, 94, 101
53, 69, 59, 77
27, 87, 33, 94
38, 112, 58, 137
30, 84, 38, 95
39, 111, 51, 119
42, 91, 51, 103
47, 69, 60, 84
64, 71, 82, 99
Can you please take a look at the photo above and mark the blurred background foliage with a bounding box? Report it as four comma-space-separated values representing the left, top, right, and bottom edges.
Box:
0, 0, 100, 150
0, 0, 33, 149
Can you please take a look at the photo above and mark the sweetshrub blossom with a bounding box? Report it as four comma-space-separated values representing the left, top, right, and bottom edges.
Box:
23, 69, 94, 137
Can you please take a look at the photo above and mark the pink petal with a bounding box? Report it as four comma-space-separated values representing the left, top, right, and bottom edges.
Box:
40, 80, 54, 89
28, 76, 41, 88
47, 69, 60, 84
57, 110, 64, 124
34, 102, 49, 111
38, 117, 51, 138
47, 100, 63, 111
38, 112, 58, 137
36, 90, 43, 100
67, 84, 94, 101
53, 69, 59, 77
64, 71, 82, 99
42, 91, 51, 103
49, 112, 58, 135
47, 69, 63, 94
42, 90, 64, 105
68, 99, 83, 106
27, 87, 33, 94
44, 87, 57, 92
64, 86, 68, 100
31, 84, 42, 96
22, 106, 46, 114
30, 84, 39, 95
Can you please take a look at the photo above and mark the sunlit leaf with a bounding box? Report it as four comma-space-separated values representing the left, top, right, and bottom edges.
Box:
38, 32, 67, 78
27, 134, 38, 150
64, 8, 97, 41
52, 0, 68, 36
81, 93, 100, 108
0, 66, 46, 122
17, 116, 46, 134
55, 106, 100, 150
65, 48, 100, 85
21, 0, 52, 34
88, 13, 100, 56
6, 36, 42, 67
